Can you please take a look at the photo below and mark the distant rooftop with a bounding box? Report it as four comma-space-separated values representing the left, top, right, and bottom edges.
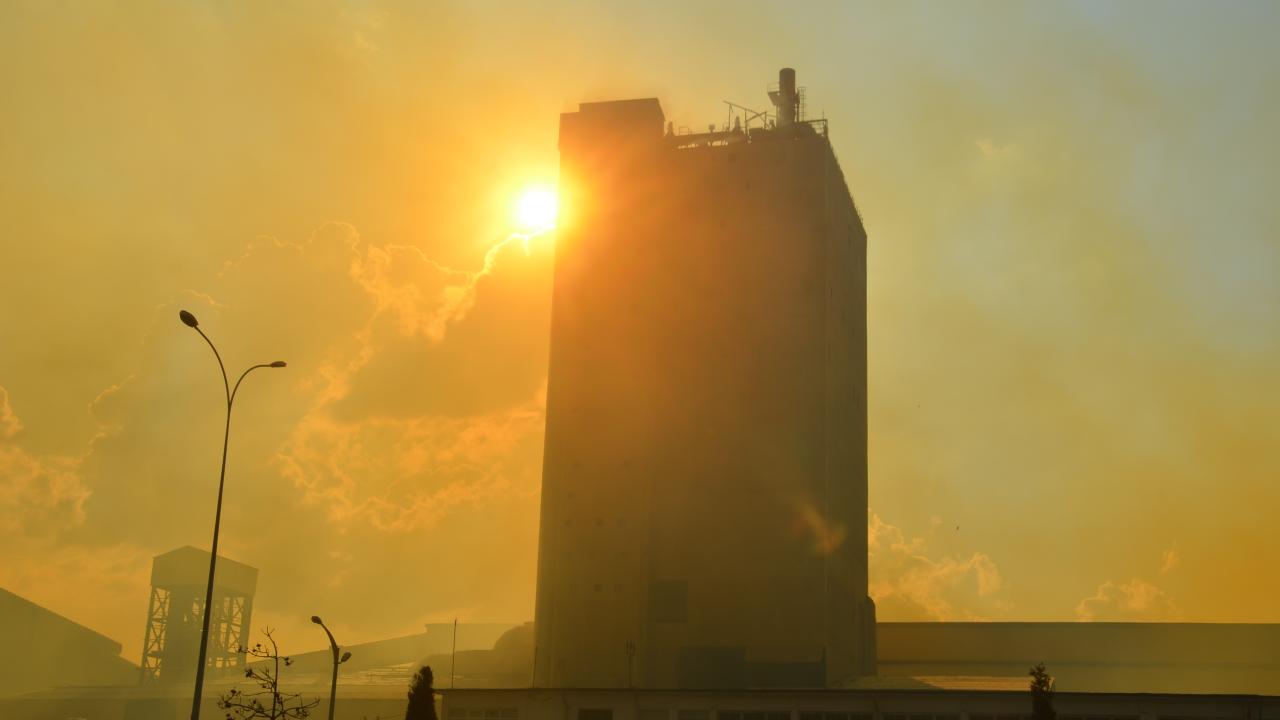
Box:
151, 545, 258, 594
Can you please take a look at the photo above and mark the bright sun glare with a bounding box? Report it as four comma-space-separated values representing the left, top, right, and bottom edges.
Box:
515, 186, 558, 232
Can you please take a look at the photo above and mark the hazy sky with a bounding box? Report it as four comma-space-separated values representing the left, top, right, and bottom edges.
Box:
1, 1, 1277, 663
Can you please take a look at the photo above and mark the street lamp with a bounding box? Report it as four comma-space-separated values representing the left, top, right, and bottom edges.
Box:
180, 309, 286, 720
311, 615, 352, 720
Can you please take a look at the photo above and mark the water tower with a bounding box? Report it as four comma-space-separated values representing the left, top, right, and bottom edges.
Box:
139, 546, 258, 685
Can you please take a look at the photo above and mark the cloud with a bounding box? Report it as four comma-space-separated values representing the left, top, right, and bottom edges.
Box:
0, 539, 151, 645
0, 386, 91, 537
0, 387, 150, 650
1076, 548, 1184, 621
1076, 578, 1182, 622
41, 218, 556, 660
868, 512, 1008, 620
277, 389, 545, 532
1160, 545, 1179, 575
353, 231, 539, 343
974, 137, 1015, 158
223, 222, 554, 534
0, 386, 22, 438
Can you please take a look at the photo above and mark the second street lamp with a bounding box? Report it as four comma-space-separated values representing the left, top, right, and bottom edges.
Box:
312, 615, 352, 720
180, 309, 286, 720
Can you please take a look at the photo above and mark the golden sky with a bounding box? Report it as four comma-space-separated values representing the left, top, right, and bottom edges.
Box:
1, 1, 1277, 663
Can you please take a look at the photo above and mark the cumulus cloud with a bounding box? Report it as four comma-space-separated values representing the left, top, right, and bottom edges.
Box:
34, 217, 555, 659
0, 386, 152, 641
1076, 548, 1184, 621
353, 231, 538, 343
868, 511, 1008, 620
0, 537, 153, 649
277, 389, 545, 532
0, 386, 22, 437
218, 222, 554, 534
0, 386, 91, 537
1076, 578, 1182, 621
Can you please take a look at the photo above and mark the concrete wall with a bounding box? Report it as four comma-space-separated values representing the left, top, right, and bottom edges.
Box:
535, 99, 873, 689
877, 622, 1280, 696
8, 684, 1276, 720
6, 682, 1276, 720
440, 688, 1280, 720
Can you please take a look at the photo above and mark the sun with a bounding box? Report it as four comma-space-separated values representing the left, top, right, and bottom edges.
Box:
515, 186, 558, 232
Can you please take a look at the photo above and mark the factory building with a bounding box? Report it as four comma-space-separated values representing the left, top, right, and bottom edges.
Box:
534, 68, 875, 689
0, 587, 137, 698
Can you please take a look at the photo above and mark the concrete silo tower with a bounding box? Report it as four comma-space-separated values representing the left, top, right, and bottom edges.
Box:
534, 68, 875, 689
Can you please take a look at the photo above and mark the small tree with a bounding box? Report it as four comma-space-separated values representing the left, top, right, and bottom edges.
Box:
1029, 662, 1057, 720
219, 628, 320, 720
405, 665, 438, 720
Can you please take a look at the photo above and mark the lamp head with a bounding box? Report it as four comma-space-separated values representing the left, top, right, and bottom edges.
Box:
179, 310, 199, 328
310, 615, 322, 625
270, 361, 287, 368
340, 651, 352, 663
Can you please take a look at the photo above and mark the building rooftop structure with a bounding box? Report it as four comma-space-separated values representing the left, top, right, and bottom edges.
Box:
141, 546, 259, 685
0, 587, 137, 697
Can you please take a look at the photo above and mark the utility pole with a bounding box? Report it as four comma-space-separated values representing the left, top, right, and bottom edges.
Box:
451, 618, 458, 689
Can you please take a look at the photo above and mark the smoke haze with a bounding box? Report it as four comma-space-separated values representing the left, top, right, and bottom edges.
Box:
0, 1, 1276, 663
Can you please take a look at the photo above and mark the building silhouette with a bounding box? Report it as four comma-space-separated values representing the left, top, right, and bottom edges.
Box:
0, 587, 137, 697
139, 546, 257, 685
534, 69, 875, 689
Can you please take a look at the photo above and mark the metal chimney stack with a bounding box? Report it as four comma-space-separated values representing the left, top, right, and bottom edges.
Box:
777, 67, 798, 126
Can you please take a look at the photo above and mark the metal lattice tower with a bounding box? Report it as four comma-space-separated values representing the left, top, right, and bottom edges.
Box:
140, 546, 258, 685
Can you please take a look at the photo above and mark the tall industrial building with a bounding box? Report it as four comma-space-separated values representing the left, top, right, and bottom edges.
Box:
139, 546, 257, 685
534, 69, 874, 689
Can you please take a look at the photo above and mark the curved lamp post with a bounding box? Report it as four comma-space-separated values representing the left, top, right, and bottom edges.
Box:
311, 615, 352, 720
180, 309, 285, 720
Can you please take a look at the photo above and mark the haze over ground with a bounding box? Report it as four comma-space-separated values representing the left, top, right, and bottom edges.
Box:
0, 1, 1276, 663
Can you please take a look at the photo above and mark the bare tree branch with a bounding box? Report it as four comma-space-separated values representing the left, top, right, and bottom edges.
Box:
218, 628, 321, 720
